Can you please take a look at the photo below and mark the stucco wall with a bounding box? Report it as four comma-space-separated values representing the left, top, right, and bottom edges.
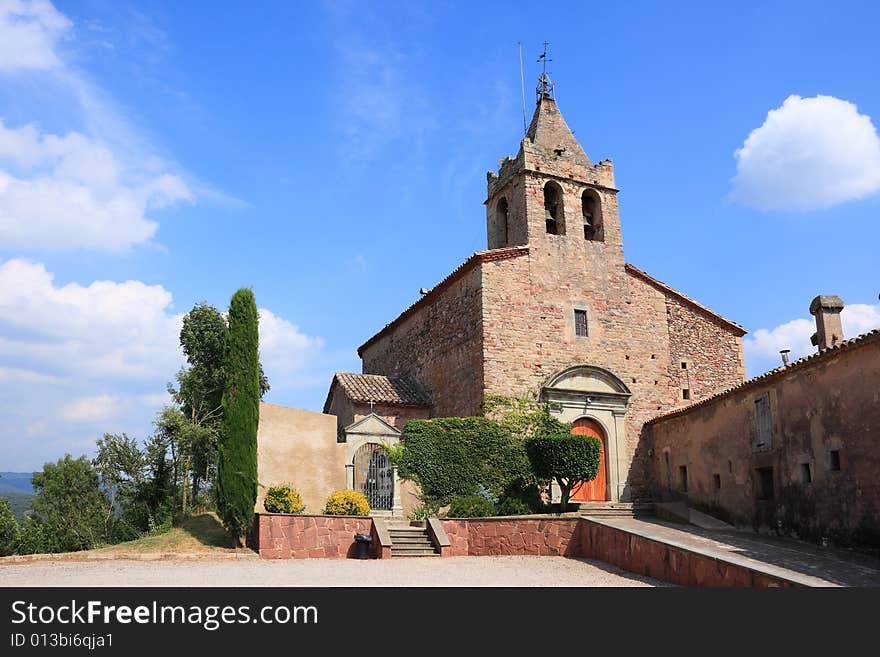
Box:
647, 331, 880, 547
256, 402, 344, 515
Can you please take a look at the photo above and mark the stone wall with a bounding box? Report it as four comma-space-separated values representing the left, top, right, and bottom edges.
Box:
256, 403, 344, 515
646, 330, 880, 548
359, 263, 484, 418
440, 517, 582, 557
254, 514, 377, 559
578, 519, 795, 587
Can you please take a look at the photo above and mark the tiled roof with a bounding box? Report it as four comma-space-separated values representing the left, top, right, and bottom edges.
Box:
625, 264, 747, 335
328, 372, 431, 408
646, 328, 880, 426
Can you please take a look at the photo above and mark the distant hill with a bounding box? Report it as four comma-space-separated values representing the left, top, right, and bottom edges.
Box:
0, 472, 34, 495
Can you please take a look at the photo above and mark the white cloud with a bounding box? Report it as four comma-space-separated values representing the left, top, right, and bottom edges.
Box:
0, 259, 325, 469
61, 394, 118, 422
0, 0, 71, 72
258, 308, 325, 388
0, 119, 193, 250
0, 1, 212, 251
744, 302, 880, 376
731, 95, 880, 211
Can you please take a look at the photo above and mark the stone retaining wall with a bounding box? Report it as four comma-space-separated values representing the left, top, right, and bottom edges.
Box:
440, 517, 582, 557
254, 514, 377, 559
578, 519, 796, 587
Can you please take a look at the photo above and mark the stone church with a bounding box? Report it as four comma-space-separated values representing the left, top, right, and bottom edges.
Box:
258, 77, 747, 517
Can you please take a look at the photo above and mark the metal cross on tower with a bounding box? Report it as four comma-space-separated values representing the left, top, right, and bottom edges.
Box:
536, 40, 555, 100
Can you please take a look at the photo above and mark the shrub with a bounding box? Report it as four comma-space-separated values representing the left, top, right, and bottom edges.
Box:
448, 494, 496, 518
525, 419, 601, 510
393, 417, 531, 505
263, 485, 304, 514
324, 490, 371, 516
408, 496, 441, 521
496, 497, 533, 516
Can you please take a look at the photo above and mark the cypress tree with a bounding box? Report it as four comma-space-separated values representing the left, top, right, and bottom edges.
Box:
217, 288, 260, 544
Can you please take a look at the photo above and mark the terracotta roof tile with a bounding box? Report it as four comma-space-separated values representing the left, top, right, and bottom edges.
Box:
332, 372, 431, 407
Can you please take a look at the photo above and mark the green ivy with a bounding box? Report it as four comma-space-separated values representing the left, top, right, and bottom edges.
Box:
393, 417, 531, 506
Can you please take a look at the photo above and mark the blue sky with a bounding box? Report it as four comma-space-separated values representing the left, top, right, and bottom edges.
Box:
1, 0, 879, 471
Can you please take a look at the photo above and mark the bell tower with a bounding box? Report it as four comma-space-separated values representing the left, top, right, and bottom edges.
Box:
485, 74, 623, 271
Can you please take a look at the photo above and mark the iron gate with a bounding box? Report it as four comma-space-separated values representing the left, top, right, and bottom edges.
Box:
353, 443, 393, 511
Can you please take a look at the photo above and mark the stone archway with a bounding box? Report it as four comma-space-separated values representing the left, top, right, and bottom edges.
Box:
541, 365, 631, 502
343, 413, 404, 517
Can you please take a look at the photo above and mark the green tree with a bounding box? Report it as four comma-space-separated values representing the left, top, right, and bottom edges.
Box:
16, 516, 53, 555
169, 302, 270, 511
524, 417, 601, 510
30, 455, 112, 552
0, 499, 19, 556
216, 288, 261, 544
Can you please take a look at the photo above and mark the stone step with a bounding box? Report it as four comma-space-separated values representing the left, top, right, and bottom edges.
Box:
389, 536, 434, 545
392, 547, 439, 556
391, 551, 440, 557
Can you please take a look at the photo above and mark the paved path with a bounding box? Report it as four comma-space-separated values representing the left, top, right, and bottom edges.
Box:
0, 555, 665, 587
593, 517, 880, 587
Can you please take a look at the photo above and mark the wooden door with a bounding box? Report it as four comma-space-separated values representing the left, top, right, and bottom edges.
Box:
570, 418, 607, 502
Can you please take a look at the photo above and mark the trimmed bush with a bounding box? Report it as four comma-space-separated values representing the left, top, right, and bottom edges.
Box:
448, 494, 496, 518
525, 419, 601, 510
393, 417, 531, 505
324, 490, 371, 516
263, 485, 304, 514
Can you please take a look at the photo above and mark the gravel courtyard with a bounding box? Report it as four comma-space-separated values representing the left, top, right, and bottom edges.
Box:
0, 556, 665, 587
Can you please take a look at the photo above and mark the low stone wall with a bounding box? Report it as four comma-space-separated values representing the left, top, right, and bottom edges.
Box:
578, 519, 796, 587
440, 517, 582, 557
254, 514, 377, 559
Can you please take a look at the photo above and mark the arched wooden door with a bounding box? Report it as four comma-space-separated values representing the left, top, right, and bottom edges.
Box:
570, 418, 608, 502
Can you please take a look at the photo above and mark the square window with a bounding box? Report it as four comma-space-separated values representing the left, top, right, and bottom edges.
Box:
679, 465, 688, 493
829, 450, 841, 471
574, 309, 588, 337
681, 361, 688, 370
799, 463, 812, 484
713, 474, 721, 490
682, 388, 691, 401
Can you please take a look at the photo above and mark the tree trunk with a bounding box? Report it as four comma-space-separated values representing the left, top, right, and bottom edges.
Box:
182, 454, 191, 515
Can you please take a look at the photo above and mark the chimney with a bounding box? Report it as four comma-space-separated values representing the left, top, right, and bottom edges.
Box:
809, 295, 845, 350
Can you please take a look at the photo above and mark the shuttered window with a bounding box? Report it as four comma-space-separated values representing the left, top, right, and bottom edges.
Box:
755, 393, 772, 450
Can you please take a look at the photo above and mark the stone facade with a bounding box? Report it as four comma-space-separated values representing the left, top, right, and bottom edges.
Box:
646, 328, 880, 548
440, 517, 582, 557
341, 89, 746, 502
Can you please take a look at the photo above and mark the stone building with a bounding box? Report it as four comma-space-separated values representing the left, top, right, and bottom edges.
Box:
319, 78, 747, 511
646, 298, 880, 547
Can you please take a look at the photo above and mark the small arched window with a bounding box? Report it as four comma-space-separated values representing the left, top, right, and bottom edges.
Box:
496, 197, 509, 247
581, 190, 601, 241
544, 182, 564, 235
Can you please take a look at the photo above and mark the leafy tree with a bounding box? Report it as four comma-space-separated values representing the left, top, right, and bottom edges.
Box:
0, 499, 19, 556
392, 417, 531, 505
217, 288, 261, 544
524, 417, 601, 510
30, 455, 112, 552
16, 516, 53, 555
169, 302, 270, 511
